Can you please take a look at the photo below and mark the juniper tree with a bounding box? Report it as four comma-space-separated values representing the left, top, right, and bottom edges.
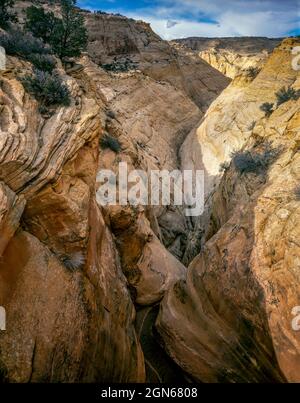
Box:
24, 1, 88, 59
25, 6, 61, 44
0, 0, 17, 28
53, 0, 88, 59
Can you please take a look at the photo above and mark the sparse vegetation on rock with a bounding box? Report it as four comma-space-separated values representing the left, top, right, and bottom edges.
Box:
232, 143, 281, 175
275, 86, 300, 106
21, 69, 70, 108
100, 134, 122, 153
25, 0, 88, 59
61, 251, 85, 272
26, 53, 57, 73
107, 110, 116, 119
0, 29, 57, 72
101, 58, 138, 73
245, 66, 260, 78
260, 102, 274, 117
259, 86, 299, 118
0, 0, 17, 28
0, 28, 51, 57
0, 0, 299, 384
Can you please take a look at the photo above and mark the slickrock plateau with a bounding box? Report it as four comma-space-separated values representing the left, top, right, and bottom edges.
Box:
0, 0, 299, 384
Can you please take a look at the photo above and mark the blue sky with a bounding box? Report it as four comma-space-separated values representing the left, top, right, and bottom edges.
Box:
78, 0, 300, 39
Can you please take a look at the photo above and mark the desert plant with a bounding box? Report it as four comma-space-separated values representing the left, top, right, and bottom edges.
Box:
25, 1, 87, 59
54, 0, 88, 59
106, 110, 116, 119
26, 53, 56, 73
232, 150, 259, 174
246, 66, 260, 79
101, 58, 138, 73
232, 143, 281, 175
100, 134, 122, 153
25, 6, 61, 44
0, 29, 51, 57
260, 102, 274, 117
0, 0, 17, 28
61, 251, 85, 272
275, 86, 300, 106
0, 29, 57, 72
95, 10, 108, 15
21, 69, 70, 108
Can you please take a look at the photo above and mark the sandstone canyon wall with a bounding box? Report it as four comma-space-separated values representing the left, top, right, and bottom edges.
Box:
0, 0, 299, 383
157, 38, 300, 383
0, 1, 228, 382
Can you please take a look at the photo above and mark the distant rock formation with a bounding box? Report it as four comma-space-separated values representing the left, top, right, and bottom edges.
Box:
173, 37, 282, 78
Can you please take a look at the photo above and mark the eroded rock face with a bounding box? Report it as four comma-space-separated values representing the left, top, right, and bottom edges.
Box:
107, 205, 186, 306
0, 9, 223, 379
15, 1, 229, 111
88, 58, 196, 304
180, 37, 300, 214
0, 225, 145, 382
0, 182, 25, 256
2, 0, 297, 384
174, 37, 281, 78
0, 55, 145, 382
156, 38, 300, 383
84, 12, 229, 110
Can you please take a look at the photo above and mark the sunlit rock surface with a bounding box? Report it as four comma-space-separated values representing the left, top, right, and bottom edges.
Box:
157, 38, 300, 383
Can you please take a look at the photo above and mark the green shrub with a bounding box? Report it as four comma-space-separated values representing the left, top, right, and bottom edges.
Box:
107, 110, 116, 119
100, 134, 122, 153
0, 0, 17, 29
232, 143, 281, 175
26, 53, 56, 72
276, 86, 300, 106
94, 10, 108, 15
101, 58, 138, 73
232, 151, 258, 174
0, 29, 57, 72
0, 29, 51, 57
25, 6, 61, 44
21, 69, 70, 108
245, 66, 260, 79
25, 1, 88, 59
260, 102, 274, 117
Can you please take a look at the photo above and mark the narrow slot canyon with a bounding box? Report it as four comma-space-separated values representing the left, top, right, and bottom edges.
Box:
0, 0, 299, 384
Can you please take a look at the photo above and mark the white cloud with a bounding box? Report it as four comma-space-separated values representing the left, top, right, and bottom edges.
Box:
128, 14, 298, 39
124, 0, 299, 39
218, 10, 298, 37
145, 18, 225, 40
85, 0, 299, 39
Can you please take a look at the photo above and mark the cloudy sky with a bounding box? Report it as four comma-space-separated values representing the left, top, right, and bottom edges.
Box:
78, 0, 300, 39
